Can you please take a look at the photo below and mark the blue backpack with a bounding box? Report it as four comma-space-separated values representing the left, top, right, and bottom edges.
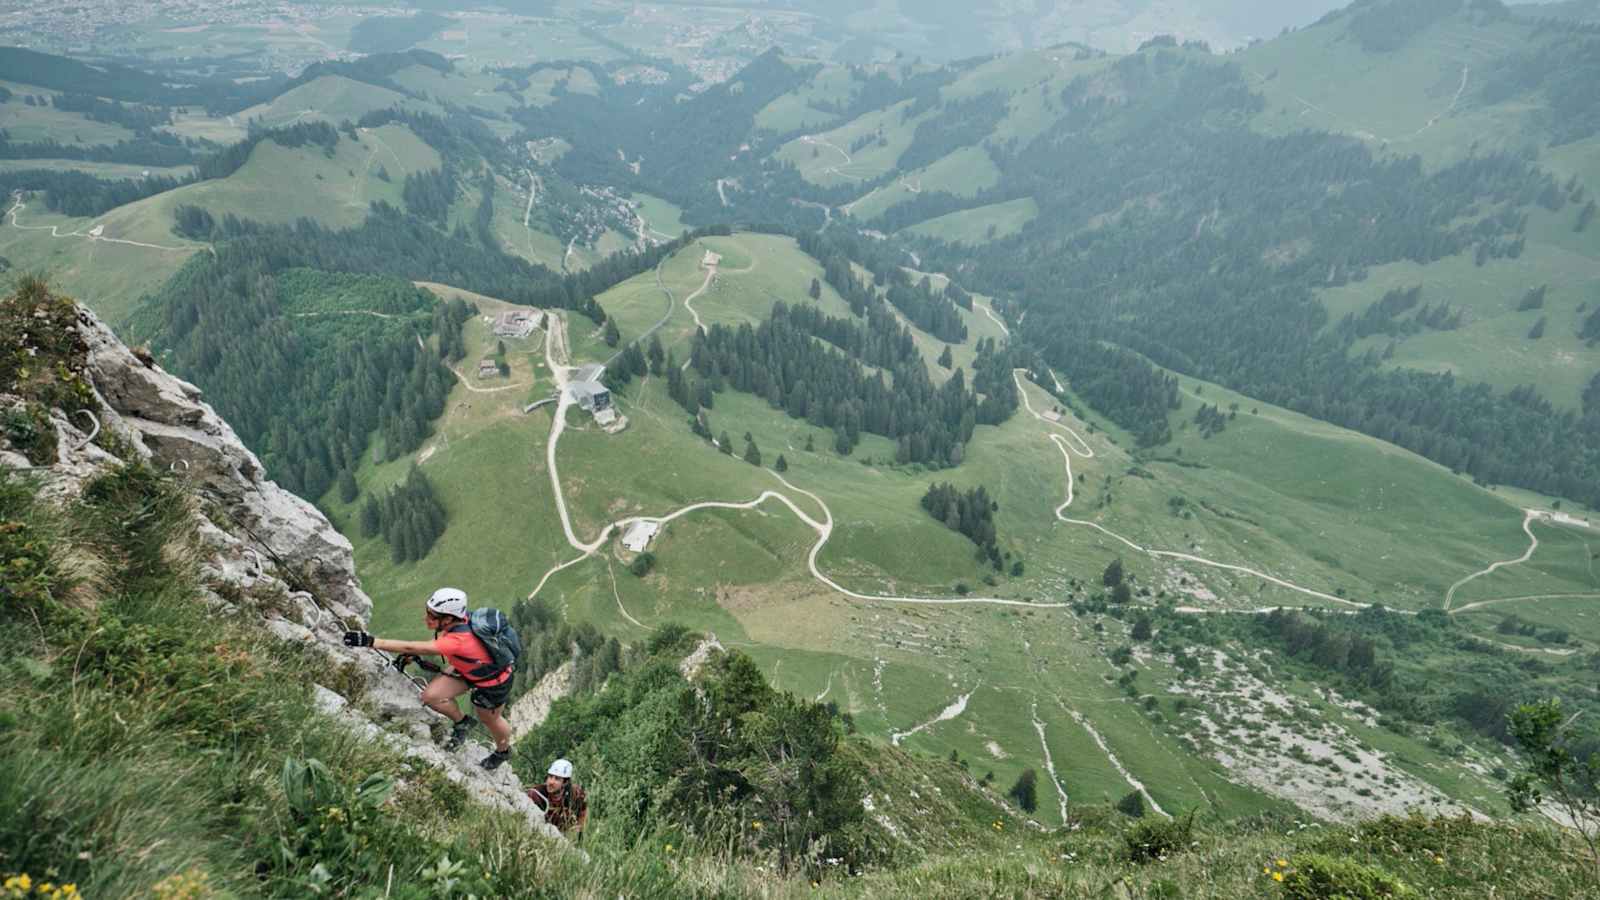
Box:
467, 608, 522, 676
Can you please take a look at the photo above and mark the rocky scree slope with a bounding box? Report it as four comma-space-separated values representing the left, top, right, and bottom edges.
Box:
0, 293, 562, 839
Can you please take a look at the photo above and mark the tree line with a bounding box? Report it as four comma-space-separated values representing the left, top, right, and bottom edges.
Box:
914, 48, 1600, 503
687, 303, 983, 465
359, 465, 447, 564
920, 482, 1005, 569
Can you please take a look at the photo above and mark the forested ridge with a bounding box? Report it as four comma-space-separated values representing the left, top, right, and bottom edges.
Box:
902, 47, 1600, 503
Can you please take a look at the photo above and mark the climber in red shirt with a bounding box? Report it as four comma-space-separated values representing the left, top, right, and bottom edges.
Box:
344, 588, 515, 770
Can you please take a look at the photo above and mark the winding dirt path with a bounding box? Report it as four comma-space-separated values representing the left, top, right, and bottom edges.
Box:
1444, 511, 1541, 610
530, 284, 1571, 624
976, 300, 1010, 337
7, 197, 210, 255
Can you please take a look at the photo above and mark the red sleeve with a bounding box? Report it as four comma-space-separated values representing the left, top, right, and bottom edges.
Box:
433, 631, 467, 657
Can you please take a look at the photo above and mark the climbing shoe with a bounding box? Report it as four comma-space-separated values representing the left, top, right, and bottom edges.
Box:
480, 749, 512, 771
444, 718, 477, 751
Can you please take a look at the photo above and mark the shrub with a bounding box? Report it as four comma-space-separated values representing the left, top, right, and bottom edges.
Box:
2, 403, 56, 466
0, 469, 63, 614
1279, 853, 1416, 899
630, 551, 656, 577
1121, 811, 1193, 862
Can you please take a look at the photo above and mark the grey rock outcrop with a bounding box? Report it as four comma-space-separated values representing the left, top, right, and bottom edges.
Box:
4, 305, 560, 836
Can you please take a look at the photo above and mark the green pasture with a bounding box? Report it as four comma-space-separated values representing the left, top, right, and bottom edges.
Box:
1241, 14, 1535, 169
325, 237, 1598, 821
0, 93, 134, 147
774, 99, 928, 189
904, 198, 1038, 244
0, 159, 193, 179
234, 76, 436, 129
848, 146, 1001, 222
1320, 241, 1600, 411
754, 65, 857, 134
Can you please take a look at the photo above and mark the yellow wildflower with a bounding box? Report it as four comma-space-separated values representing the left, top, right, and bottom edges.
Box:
1276, 858, 1288, 867
1262, 867, 1271, 874
14, 875, 31, 892
753, 821, 763, 830
1272, 872, 1285, 882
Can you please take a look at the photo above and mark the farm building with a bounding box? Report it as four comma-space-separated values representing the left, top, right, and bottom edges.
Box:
621, 520, 660, 552
493, 310, 542, 338
477, 359, 499, 378
569, 380, 611, 413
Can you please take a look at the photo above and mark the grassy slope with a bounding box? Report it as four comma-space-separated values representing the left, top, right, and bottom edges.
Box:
847, 146, 1002, 221
232, 75, 437, 129
773, 99, 929, 188
0, 125, 439, 325
1241, 9, 1600, 410
904, 197, 1039, 243
0, 91, 134, 147
321, 234, 1600, 823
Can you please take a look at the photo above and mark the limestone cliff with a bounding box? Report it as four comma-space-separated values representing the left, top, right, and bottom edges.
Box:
1, 300, 559, 837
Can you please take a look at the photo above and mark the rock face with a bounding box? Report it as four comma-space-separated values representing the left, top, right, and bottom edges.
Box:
3, 305, 558, 835
509, 661, 575, 743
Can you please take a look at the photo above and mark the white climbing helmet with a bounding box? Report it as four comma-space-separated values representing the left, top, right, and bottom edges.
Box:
426, 587, 469, 619
548, 758, 574, 779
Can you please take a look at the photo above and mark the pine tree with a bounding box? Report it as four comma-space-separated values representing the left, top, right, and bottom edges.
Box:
648, 335, 665, 374
718, 430, 734, 454
604, 317, 621, 347
1103, 558, 1125, 588
938, 345, 954, 369
805, 434, 816, 452
360, 496, 381, 537
743, 439, 762, 466
774, 454, 788, 472
809, 278, 822, 300
1008, 769, 1039, 813
1117, 791, 1146, 818
337, 468, 359, 503
1131, 613, 1153, 641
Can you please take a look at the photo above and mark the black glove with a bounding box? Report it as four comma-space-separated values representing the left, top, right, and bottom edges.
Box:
343, 631, 374, 648
392, 653, 416, 672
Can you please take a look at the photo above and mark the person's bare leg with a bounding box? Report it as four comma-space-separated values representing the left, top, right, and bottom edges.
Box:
421, 675, 470, 722
476, 705, 512, 752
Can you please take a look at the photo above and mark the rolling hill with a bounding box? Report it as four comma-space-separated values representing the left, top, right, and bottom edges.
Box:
2, 0, 1599, 863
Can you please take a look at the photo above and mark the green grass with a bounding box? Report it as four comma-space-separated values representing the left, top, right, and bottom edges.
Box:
1240, 13, 1537, 169
0, 159, 193, 179
903, 198, 1038, 244
634, 193, 687, 241
773, 100, 928, 189
0, 94, 135, 146
327, 286, 563, 639
754, 65, 856, 133
317, 234, 1600, 821
1319, 242, 1600, 411
232, 75, 437, 129
891, 269, 1009, 380
0, 125, 439, 324
847, 146, 1001, 222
